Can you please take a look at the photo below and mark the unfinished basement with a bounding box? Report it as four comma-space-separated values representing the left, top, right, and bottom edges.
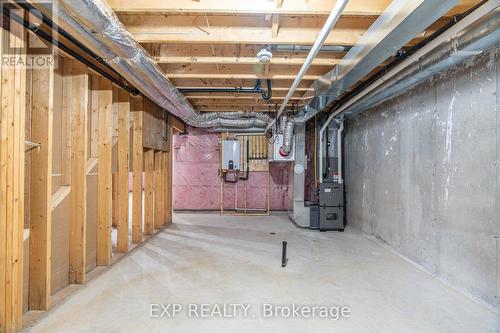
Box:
0, 0, 500, 332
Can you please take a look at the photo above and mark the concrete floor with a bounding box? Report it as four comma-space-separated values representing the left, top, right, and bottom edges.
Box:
24, 213, 500, 333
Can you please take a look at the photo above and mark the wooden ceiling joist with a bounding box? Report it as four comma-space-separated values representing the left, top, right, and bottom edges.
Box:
161, 63, 331, 77
111, 0, 481, 115
119, 15, 373, 45
109, 0, 392, 16
154, 55, 339, 66
143, 43, 345, 62
109, 0, 480, 17
272, 14, 280, 38
190, 99, 303, 106
179, 86, 315, 92
166, 73, 321, 80
185, 95, 305, 101
170, 79, 313, 89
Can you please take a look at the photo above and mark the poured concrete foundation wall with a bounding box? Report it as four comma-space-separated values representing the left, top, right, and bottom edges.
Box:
344, 45, 499, 308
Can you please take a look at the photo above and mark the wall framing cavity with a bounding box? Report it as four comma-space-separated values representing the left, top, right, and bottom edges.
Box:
0, 11, 176, 333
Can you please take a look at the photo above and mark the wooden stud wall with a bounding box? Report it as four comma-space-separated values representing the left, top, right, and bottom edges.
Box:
0, 20, 27, 333
153, 150, 163, 229
28, 49, 54, 310
116, 89, 130, 253
165, 127, 173, 224
96, 78, 113, 266
0, 14, 176, 333
131, 96, 143, 243
162, 151, 168, 226
241, 135, 268, 172
143, 149, 155, 235
68, 60, 89, 284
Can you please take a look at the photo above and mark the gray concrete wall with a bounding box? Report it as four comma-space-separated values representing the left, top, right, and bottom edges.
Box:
344, 45, 499, 308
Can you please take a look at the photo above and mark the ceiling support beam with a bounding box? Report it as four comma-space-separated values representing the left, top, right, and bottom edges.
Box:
186, 95, 306, 100
154, 55, 338, 66
272, 15, 280, 38
178, 86, 315, 92
120, 15, 372, 45
165, 73, 321, 80
108, 0, 392, 16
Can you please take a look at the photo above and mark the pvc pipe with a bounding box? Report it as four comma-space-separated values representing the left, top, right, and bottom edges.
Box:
265, 0, 349, 132
319, 0, 497, 183
297, 0, 461, 123
329, 0, 498, 120
273, 45, 351, 53
179, 79, 272, 100
234, 208, 268, 212
319, 113, 337, 183
337, 121, 344, 183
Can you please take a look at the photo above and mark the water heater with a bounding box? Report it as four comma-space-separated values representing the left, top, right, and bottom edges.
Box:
221, 140, 240, 170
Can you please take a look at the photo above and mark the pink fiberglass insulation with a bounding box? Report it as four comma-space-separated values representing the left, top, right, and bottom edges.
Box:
173, 129, 292, 211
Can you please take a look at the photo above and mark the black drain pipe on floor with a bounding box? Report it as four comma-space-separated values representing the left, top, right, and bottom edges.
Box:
282, 241, 288, 267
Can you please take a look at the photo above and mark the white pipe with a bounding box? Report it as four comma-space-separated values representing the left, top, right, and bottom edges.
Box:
319, 113, 337, 183
318, 0, 497, 183
337, 121, 344, 183
265, 0, 349, 132
328, 0, 498, 120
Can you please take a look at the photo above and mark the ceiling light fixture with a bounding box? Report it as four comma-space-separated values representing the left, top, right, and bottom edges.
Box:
257, 48, 273, 63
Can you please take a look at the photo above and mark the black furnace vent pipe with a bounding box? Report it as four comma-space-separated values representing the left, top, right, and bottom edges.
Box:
179, 79, 272, 101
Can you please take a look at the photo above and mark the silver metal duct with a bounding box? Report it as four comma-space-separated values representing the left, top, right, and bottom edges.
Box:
318, 1, 499, 184
337, 4, 500, 119
190, 112, 271, 129
280, 118, 295, 156
56, 0, 197, 119
36, 0, 269, 129
279, 115, 288, 134
297, 0, 460, 122
208, 127, 266, 134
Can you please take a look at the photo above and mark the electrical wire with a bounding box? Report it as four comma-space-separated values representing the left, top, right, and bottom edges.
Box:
288, 216, 312, 230
313, 115, 318, 189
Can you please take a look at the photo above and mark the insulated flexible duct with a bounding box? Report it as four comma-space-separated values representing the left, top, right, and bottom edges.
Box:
191, 112, 271, 129
279, 115, 288, 134
32, 0, 270, 129
280, 118, 295, 156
